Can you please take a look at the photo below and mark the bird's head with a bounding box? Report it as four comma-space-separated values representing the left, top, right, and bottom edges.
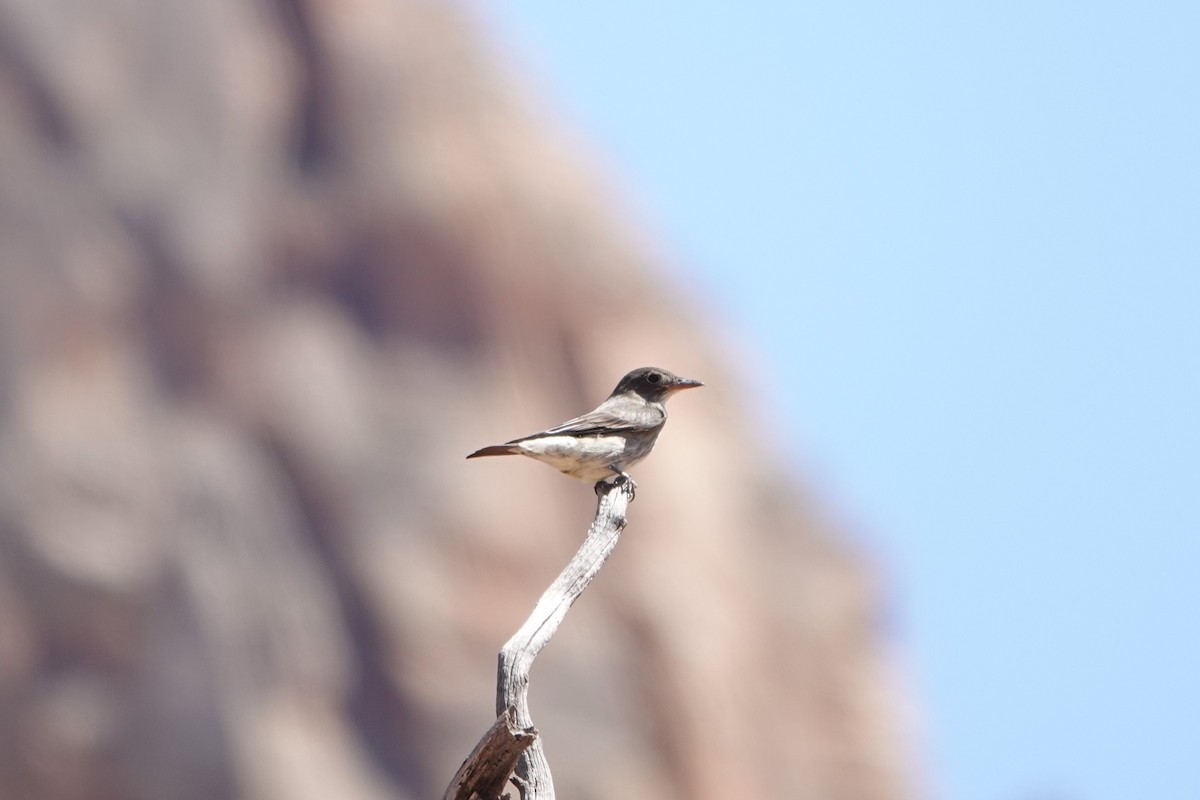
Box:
611, 367, 704, 402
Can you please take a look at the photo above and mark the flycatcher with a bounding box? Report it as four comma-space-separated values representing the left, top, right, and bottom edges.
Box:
467, 367, 703, 488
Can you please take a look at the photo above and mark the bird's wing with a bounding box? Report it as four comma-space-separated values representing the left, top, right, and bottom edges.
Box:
510, 405, 663, 442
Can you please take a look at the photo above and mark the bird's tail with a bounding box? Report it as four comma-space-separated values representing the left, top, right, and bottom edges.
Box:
466, 445, 519, 459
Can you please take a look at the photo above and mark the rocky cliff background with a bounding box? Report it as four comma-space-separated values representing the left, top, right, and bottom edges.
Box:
0, 1, 914, 798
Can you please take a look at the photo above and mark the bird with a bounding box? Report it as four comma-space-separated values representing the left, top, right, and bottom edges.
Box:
467, 366, 703, 489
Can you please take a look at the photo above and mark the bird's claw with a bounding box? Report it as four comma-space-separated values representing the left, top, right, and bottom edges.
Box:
612, 470, 637, 497
595, 471, 637, 498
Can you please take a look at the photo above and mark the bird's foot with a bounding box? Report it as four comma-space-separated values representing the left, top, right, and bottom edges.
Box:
595, 470, 637, 498
611, 468, 637, 495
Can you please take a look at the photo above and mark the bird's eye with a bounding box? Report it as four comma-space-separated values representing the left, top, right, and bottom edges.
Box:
646, 372, 662, 384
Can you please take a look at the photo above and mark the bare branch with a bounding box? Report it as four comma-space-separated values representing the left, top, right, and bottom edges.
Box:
497, 479, 634, 799
443, 479, 635, 800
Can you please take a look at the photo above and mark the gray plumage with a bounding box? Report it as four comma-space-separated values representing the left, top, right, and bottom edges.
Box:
467, 367, 703, 485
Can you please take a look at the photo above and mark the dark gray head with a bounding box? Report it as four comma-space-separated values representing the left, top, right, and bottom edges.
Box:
609, 367, 704, 402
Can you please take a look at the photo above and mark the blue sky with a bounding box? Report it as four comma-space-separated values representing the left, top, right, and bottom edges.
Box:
487, 2, 1200, 799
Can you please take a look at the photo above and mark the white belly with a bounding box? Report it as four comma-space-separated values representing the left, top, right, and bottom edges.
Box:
518, 435, 649, 482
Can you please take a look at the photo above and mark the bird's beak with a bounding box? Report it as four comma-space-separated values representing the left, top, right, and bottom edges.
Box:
670, 378, 704, 391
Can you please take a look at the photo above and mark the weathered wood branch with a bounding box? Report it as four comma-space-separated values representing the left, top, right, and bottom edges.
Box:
441, 708, 537, 800
442, 479, 635, 800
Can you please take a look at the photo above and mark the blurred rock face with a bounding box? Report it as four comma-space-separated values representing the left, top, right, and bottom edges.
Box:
0, 1, 913, 798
